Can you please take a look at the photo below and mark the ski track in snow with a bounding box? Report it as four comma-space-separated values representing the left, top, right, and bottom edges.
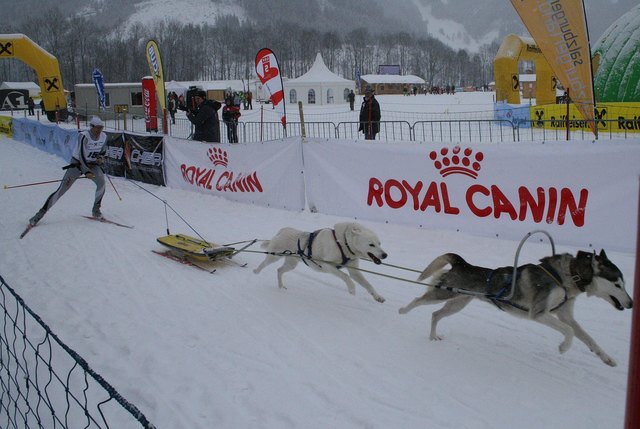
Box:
0, 127, 635, 428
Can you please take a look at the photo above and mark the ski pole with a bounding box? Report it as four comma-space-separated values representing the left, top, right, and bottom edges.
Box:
101, 168, 122, 201
4, 177, 88, 190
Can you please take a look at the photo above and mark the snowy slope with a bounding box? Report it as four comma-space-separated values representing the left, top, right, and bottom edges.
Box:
119, 0, 246, 33
105, 0, 637, 54
0, 130, 634, 428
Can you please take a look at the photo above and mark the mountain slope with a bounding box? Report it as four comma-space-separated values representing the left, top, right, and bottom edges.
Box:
1, 0, 636, 53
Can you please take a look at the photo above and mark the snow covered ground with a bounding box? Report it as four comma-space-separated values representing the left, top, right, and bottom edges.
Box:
0, 94, 636, 428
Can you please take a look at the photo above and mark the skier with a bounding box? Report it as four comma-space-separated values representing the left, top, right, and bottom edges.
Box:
27, 116, 108, 227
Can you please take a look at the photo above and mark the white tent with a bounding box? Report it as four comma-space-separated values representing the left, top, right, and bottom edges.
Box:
165, 80, 189, 97
285, 53, 355, 105
0, 81, 41, 97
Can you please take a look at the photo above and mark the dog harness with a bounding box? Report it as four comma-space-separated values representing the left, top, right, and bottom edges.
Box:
487, 261, 568, 313
297, 230, 322, 268
296, 229, 352, 269
331, 230, 352, 268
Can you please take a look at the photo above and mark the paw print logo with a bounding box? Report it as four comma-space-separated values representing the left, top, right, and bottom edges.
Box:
208, 147, 228, 167
429, 146, 483, 179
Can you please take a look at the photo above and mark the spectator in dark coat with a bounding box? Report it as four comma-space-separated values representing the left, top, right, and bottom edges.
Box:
185, 90, 221, 143
347, 90, 355, 111
27, 97, 35, 115
167, 92, 178, 124
358, 87, 381, 140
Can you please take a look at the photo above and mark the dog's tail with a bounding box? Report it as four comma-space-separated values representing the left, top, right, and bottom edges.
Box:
417, 253, 464, 282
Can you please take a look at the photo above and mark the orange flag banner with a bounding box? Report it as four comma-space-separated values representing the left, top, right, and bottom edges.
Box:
510, 0, 597, 135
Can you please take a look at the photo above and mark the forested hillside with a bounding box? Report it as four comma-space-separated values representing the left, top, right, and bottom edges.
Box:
1, 0, 633, 88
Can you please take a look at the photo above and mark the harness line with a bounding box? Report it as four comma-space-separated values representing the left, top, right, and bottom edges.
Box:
238, 246, 571, 311
126, 184, 567, 310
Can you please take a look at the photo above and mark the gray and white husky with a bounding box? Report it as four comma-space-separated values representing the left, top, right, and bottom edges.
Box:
254, 222, 388, 303
399, 250, 633, 366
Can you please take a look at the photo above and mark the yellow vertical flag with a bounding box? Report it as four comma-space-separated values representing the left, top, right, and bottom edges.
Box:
145, 39, 166, 111
510, 0, 597, 135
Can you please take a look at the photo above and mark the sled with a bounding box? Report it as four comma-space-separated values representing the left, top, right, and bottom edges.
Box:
156, 234, 237, 263
155, 234, 257, 268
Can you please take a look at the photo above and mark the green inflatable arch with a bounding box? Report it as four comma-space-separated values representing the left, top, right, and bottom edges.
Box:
592, 5, 640, 102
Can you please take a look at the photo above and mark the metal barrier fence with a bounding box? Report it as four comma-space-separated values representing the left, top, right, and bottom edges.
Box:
519, 119, 639, 141
13, 106, 635, 143
168, 118, 637, 143
335, 121, 413, 141
412, 119, 516, 142
0, 275, 155, 429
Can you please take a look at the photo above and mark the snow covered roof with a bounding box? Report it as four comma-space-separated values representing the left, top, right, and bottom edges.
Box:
0, 81, 40, 90
75, 80, 250, 92
289, 53, 352, 84
361, 74, 425, 84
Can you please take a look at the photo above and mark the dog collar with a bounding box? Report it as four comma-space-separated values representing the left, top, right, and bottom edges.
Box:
569, 254, 593, 292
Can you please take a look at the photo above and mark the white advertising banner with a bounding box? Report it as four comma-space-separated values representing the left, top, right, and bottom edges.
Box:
304, 139, 640, 252
164, 136, 305, 211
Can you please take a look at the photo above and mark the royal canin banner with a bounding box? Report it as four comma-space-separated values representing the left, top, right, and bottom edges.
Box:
142, 77, 158, 132
303, 139, 640, 252
163, 136, 305, 210
255, 48, 286, 128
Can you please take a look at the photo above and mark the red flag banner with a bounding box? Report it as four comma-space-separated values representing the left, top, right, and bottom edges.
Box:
510, 0, 597, 135
255, 48, 287, 128
142, 77, 158, 132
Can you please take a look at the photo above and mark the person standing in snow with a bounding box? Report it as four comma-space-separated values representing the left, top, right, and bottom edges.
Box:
358, 86, 381, 140
28, 116, 108, 226
27, 97, 35, 115
347, 90, 355, 111
167, 92, 178, 124
185, 90, 221, 143
223, 95, 241, 143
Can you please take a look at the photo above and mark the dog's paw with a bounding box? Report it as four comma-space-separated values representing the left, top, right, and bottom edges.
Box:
558, 339, 573, 354
374, 295, 385, 303
429, 334, 443, 341
398, 306, 408, 314
252, 268, 259, 274
600, 354, 617, 367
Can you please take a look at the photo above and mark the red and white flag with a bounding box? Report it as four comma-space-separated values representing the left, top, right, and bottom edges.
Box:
255, 48, 286, 128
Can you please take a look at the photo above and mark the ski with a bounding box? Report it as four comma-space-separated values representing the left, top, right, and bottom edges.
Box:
82, 215, 134, 229
19, 224, 35, 239
152, 250, 216, 273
